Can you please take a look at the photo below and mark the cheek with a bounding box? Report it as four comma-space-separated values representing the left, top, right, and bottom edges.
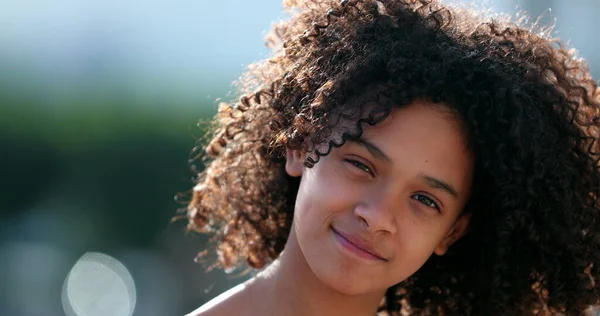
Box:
294, 164, 358, 218
293, 179, 340, 230
387, 224, 446, 278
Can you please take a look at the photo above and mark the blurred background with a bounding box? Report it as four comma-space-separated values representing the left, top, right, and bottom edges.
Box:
0, 1, 598, 315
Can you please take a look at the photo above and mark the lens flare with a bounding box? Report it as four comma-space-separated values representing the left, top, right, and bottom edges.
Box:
62, 252, 136, 316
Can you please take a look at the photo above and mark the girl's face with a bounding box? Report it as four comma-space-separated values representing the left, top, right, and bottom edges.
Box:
286, 100, 474, 296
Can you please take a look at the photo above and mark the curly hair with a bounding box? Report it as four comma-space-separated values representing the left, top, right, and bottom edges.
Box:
184, 0, 600, 314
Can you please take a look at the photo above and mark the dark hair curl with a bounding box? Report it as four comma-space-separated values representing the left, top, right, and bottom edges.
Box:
185, 0, 600, 314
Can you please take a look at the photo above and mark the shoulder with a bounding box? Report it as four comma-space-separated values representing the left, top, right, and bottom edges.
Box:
185, 282, 252, 316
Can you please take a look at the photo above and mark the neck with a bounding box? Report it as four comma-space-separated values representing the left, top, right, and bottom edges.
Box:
248, 229, 384, 316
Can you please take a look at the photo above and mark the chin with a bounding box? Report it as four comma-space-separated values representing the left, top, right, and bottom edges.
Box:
314, 266, 387, 296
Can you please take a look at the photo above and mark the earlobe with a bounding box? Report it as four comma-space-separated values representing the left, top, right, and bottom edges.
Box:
434, 213, 471, 256
285, 150, 304, 177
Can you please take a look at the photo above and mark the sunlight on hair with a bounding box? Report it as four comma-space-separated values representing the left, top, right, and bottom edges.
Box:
62, 252, 136, 316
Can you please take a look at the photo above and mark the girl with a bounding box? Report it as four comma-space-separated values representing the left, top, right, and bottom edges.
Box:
184, 0, 600, 315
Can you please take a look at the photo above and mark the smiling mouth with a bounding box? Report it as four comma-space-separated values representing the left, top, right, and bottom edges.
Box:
330, 227, 387, 262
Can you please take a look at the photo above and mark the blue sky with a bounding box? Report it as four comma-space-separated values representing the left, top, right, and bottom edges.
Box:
0, 1, 282, 90
0, 0, 597, 99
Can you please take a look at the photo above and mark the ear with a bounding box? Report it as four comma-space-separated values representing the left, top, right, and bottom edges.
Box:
434, 213, 471, 256
285, 150, 304, 177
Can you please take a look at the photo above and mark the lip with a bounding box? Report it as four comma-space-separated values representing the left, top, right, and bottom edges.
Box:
331, 227, 387, 262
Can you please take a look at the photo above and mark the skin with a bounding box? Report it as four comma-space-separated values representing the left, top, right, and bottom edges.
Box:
189, 100, 474, 316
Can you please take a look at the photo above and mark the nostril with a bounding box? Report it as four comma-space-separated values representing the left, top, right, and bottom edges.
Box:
355, 211, 370, 229
361, 217, 370, 228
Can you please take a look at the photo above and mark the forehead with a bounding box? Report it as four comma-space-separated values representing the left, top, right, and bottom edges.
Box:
363, 101, 466, 150
358, 101, 473, 196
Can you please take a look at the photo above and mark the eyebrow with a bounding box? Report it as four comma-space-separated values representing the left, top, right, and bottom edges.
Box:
419, 174, 459, 198
348, 138, 392, 164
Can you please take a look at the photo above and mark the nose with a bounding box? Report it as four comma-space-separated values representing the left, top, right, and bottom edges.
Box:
353, 198, 397, 235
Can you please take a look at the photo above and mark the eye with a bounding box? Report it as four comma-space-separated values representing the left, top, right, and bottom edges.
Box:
412, 194, 440, 212
344, 159, 374, 176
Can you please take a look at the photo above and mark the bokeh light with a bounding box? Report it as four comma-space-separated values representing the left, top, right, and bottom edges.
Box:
62, 252, 136, 316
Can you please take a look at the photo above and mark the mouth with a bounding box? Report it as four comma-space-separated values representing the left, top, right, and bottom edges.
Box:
330, 226, 387, 262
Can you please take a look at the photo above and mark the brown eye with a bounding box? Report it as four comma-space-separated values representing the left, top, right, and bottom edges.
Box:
412, 194, 440, 212
344, 159, 374, 176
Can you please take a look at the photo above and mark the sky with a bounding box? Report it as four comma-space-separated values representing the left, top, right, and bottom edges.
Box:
0, 0, 282, 95
0, 0, 597, 100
